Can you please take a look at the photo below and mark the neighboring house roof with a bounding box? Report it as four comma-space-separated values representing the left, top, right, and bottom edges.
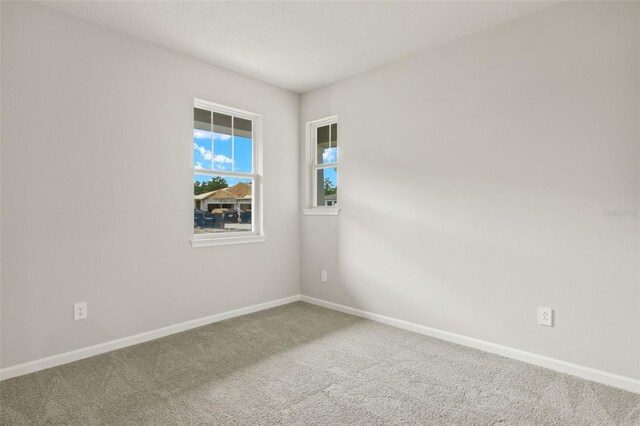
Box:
194, 190, 216, 201
196, 188, 239, 201
226, 182, 252, 197
194, 182, 252, 201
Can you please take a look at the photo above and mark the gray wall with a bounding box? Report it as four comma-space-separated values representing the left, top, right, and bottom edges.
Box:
300, 2, 640, 379
1, 2, 300, 367
2, 1, 639, 381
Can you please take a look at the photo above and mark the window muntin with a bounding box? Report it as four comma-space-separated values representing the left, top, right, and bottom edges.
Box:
311, 119, 338, 208
193, 99, 261, 241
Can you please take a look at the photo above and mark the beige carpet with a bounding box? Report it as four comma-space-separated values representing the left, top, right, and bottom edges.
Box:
1, 302, 638, 425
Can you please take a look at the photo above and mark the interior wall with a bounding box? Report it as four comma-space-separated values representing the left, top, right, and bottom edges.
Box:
1, 2, 300, 368
300, 1, 640, 379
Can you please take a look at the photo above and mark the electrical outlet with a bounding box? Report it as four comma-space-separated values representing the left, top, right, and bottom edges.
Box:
537, 306, 553, 327
321, 270, 328, 282
74, 302, 88, 320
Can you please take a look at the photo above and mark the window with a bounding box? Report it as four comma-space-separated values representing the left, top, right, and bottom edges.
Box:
192, 99, 263, 247
304, 116, 339, 215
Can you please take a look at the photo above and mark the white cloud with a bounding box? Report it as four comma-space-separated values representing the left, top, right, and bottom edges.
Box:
193, 130, 210, 139
193, 142, 213, 160
194, 161, 203, 169
194, 143, 234, 167
193, 130, 231, 141
214, 154, 233, 164
322, 148, 337, 163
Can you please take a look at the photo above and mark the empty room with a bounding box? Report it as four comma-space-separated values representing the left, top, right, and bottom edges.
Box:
1, 0, 639, 424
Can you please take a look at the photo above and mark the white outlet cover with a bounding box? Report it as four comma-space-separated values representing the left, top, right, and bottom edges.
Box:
74, 302, 88, 320
537, 306, 553, 327
321, 270, 328, 282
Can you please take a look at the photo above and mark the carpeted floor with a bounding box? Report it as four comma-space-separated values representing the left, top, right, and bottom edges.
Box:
0, 302, 638, 425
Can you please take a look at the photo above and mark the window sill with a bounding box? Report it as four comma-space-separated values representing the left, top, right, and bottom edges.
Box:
302, 208, 340, 216
191, 234, 266, 248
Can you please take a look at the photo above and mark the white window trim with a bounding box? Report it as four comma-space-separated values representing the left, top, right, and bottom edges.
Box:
303, 115, 340, 216
191, 98, 264, 248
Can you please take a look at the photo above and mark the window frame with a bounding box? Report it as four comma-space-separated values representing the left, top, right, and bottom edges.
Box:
303, 116, 340, 216
191, 98, 264, 248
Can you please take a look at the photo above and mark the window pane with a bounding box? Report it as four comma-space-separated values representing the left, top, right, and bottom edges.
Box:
316, 167, 338, 207
234, 117, 253, 173
193, 108, 212, 169
317, 124, 336, 164
330, 122, 338, 162
194, 108, 211, 132
213, 113, 233, 171
194, 174, 253, 234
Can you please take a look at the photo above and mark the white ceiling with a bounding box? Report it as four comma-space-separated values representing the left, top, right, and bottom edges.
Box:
44, 1, 556, 93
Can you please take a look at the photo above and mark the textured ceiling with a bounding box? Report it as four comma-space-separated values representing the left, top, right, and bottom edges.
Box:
43, 1, 556, 93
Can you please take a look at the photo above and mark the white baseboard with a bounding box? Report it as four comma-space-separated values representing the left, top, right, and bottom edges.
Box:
0, 294, 301, 381
4, 293, 638, 394
300, 295, 640, 394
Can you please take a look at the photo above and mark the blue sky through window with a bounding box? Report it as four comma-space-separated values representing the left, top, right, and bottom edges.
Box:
323, 167, 337, 188
318, 167, 338, 187
234, 136, 252, 172
213, 133, 232, 171
193, 129, 252, 176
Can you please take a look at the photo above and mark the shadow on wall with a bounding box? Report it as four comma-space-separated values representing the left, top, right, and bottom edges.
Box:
333, 164, 544, 340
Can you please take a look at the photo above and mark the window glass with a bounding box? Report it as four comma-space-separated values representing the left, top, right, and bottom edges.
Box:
330, 122, 338, 162
194, 174, 253, 234
317, 124, 336, 164
316, 167, 338, 207
213, 112, 233, 171
193, 100, 261, 243
234, 117, 253, 173
193, 108, 212, 169
310, 119, 339, 208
